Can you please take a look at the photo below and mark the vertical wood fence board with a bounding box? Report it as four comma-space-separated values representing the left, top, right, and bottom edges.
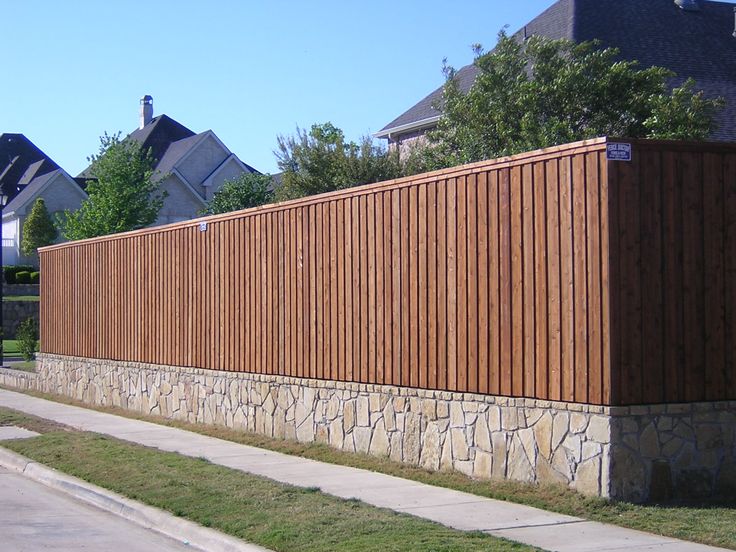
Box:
446, 178, 458, 391
436, 181, 448, 391
572, 154, 589, 403
533, 161, 549, 401
383, 192, 394, 386
456, 176, 468, 392
510, 167, 524, 397
499, 169, 512, 396
418, 184, 428, 389
559, 157, 575, 402
522, 163, 536, 398
725, 154, 736, 398
467, 175, 479, 394
703, 153, 726, 400
681, 153, 706, 402
585, 153, 603, 405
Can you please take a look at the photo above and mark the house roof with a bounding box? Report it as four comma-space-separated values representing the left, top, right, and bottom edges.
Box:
378, 0, 736, 141
4, 170, 61, 215
77, 114, 196, 180
3, 167, 85, 219
153, 133, 206, 178
127, 114, 196, 165
78, 115, 259, 190
0, 133, 59, 202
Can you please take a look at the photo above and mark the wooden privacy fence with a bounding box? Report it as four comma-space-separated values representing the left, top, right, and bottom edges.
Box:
40, 138, 736, 406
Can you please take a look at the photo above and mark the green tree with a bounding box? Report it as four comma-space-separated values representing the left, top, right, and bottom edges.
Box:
58, 133, 164, 240
275, 123, 403, 201
20, 198, 57, 257
16, 317, 38, 361
414, 32, 723, 169
201, 172, 274, 215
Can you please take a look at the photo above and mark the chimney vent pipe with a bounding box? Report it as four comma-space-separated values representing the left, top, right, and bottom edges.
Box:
139, 95, 153, 129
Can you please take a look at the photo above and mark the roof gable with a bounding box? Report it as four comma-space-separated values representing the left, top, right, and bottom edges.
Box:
127, 114, 196, 164
77, 114, 196, 179
153, 133, 208, 179
3, 169, 86, 217
0, 133, 59, 201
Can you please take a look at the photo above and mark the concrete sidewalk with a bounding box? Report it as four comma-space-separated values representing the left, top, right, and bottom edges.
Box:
0, 388, 728, 552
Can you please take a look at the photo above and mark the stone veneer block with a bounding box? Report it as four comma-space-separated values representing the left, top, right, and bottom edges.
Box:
2, 355, 733, 502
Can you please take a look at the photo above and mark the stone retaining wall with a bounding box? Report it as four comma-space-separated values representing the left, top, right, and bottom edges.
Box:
2, 354, 734, 502
3, 284, 40, 296
0, 367, 37, 390
2, 300, 39, 338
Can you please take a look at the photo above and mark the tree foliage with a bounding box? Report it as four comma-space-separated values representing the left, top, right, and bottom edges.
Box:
413, 32, 723, 169
16, 317, 38, 361
275, 123, 403, 201
201, 172, 274, 215
58, 133, 164, 240
20, 198, 57, 256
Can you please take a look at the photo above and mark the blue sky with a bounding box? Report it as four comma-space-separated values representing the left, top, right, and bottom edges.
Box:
4, 1, 557, 176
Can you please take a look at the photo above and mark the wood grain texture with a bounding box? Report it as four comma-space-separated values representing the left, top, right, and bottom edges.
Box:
39, 139, 736, 406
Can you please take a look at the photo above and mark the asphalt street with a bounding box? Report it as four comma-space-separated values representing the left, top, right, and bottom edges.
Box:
0, 466, 195, 552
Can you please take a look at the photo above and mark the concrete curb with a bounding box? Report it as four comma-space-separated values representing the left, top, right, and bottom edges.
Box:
0, 447, 270, 552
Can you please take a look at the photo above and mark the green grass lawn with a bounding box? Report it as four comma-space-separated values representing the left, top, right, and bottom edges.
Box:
5, 361, 36, 372
2, 340, 39, 356
0, 407, 533, 552
2, 340, 21, 355
2, 295, 39, 302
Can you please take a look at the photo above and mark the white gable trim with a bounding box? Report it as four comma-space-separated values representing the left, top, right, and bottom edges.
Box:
202, 154, 252, 188
2, 171, 87, 219
173, 130, 231, 173
169, 169, 207, 206
373, 115, 441, 140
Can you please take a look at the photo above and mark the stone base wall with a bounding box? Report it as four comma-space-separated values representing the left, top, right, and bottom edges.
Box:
610, 403, 736, 502
2, 300, 39, 339
3, 284, 40, 296
2, 354, 734, 502
0, 367, 38, 390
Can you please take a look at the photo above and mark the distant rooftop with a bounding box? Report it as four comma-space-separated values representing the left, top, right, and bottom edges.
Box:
379, 0, 736, 141
0, 133, 60, 203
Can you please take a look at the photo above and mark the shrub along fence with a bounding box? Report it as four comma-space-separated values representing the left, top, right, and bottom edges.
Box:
28, 137, 736, 500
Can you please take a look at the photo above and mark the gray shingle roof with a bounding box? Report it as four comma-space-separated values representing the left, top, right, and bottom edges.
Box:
78, 115, 259, 188
18, 158, 57, 186
0, 133, 59, 202
153, 133, 203, 178
380, 0, 736, 141
77, 114, 196, 180
1, 168, 82, 217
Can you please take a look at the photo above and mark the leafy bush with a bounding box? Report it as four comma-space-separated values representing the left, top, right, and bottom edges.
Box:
3, 265, 36, 285
201, 172, 275, 215
21, 198, 58, 256
275, 122, 403, 201
16, 318, 38, 361
419, 32, 724, 169
15, 271, 31, 284
30, 272, 40, 284
58, 133, 163, 240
